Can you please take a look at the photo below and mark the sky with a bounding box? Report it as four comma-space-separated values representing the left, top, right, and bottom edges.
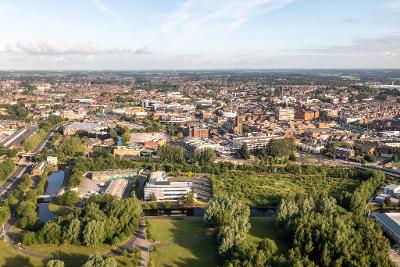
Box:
0, 0, 399, 70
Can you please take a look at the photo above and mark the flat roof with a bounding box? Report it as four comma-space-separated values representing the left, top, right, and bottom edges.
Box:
373, 212, 400, 241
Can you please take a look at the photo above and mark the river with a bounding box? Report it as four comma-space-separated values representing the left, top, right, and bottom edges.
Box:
38, 170, 65, 222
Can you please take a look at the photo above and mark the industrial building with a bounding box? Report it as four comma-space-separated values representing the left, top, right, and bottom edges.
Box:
104, 179, 128, 198
91, 169, 137, 181
372, 212, 400, 243
144, 171, 194, 201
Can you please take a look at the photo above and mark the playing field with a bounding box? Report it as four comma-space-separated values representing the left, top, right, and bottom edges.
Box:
148, 218, 219, 267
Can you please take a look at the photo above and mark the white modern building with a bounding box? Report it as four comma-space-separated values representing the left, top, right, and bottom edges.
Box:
144, 171, 194, 201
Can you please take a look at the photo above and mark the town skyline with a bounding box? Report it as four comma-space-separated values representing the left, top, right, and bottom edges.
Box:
0, 0, 400, 69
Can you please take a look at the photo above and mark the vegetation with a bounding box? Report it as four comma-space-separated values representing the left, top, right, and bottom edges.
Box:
0, 148, 18, 158
211, 170, 361, 206
0, 158, 15, 182
82, 255, 117, 267
205, 195, 250, 256
158, 144, 185, 164
56, 190, 80, 207
193, 147, 216, 166
276, 192, 393, 266
22, 194, 142, 247
148, 218, 218, 267
23, 115, 63, 151
240, 143, 251, 159
0, 103, 29, 120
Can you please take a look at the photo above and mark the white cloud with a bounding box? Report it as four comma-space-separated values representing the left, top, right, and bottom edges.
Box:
161, 0, 296, 35
89, 0, 112, 14
0, 41, 151, 56
386, 0, 400, 12
297, 35, 400, 55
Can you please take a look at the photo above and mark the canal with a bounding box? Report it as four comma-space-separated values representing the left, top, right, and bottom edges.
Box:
38, 170, 65, 222
143, 207, 276, 217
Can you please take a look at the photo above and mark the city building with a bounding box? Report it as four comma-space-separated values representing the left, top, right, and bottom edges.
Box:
91, 169, 137, 181
113, 146, 141, 157
144, 171, 194, 201
46, 156, 58, 165
333, 147, 355, 158
104, 179, 128, 198
232, 134, 281, 151
64, 122, 108, 136
186, 125, 209, 138
31, 161, 46, 176
277, 108, 295, 121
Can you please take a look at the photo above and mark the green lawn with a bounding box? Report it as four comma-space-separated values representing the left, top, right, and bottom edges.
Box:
247, 217, 288, 253
5, 224, 137, 267
148, 218, 219, 267
212, 172, 361, 206
0, 242, 44, 267
48, 203, 74, 216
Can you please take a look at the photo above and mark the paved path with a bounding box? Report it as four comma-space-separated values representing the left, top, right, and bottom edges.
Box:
106, 216, 150, 267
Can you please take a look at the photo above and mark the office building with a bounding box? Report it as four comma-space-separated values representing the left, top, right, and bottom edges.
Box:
144, 171, 194, 201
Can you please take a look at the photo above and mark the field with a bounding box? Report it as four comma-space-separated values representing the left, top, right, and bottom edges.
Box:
247, 217, 288, 252
4, 225, 138, 267
212, 172, 361, 206
48, 203, 74, 216
0, 242, 44, 267
148, 218, 219, 267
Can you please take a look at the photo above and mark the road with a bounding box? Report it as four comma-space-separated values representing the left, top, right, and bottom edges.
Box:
0, 166, 27, 200
0, 125, 60, 201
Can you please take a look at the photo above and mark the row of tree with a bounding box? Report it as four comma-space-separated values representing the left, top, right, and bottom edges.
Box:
276, 191, 393, 266
22, 194, 142, 247
0, 158, 15, 182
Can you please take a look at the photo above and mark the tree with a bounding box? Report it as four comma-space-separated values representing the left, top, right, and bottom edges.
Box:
267, 138, 295, 158
22, 231, 37, 246
38, 222, 62, 244
205, 195, 250, 256
63, 218, 81, 245
83, 220, 105, 247
183, 192, 195, 206
193, 148, 216, 166
257, 238, 278, 257
82, 255, 117, 267
46, 259, 64, 267
57, 190, 80, 207
0, 205, 10, 226
240, 144, 251, 159
158, 144, 185, 164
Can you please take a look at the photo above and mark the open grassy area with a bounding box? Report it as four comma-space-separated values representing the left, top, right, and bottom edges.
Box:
247, 217, 288, 253
27, 244, 112, 267
48, 203, 74, 216
5, 224, 138, 267
148, 218, 219, 267
0, 242, 44, 267
212, 172, 361, 206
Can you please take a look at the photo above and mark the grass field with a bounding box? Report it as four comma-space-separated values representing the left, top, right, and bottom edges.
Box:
247, 217, 288, 252
0, 242, 44, 267
4, 224, 138, 267
148, 218, 219, 267
212, 172, 361, 206
48, 203, 74, 216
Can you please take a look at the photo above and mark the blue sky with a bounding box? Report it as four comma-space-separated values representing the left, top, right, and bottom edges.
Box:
0, 0, 399, 69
